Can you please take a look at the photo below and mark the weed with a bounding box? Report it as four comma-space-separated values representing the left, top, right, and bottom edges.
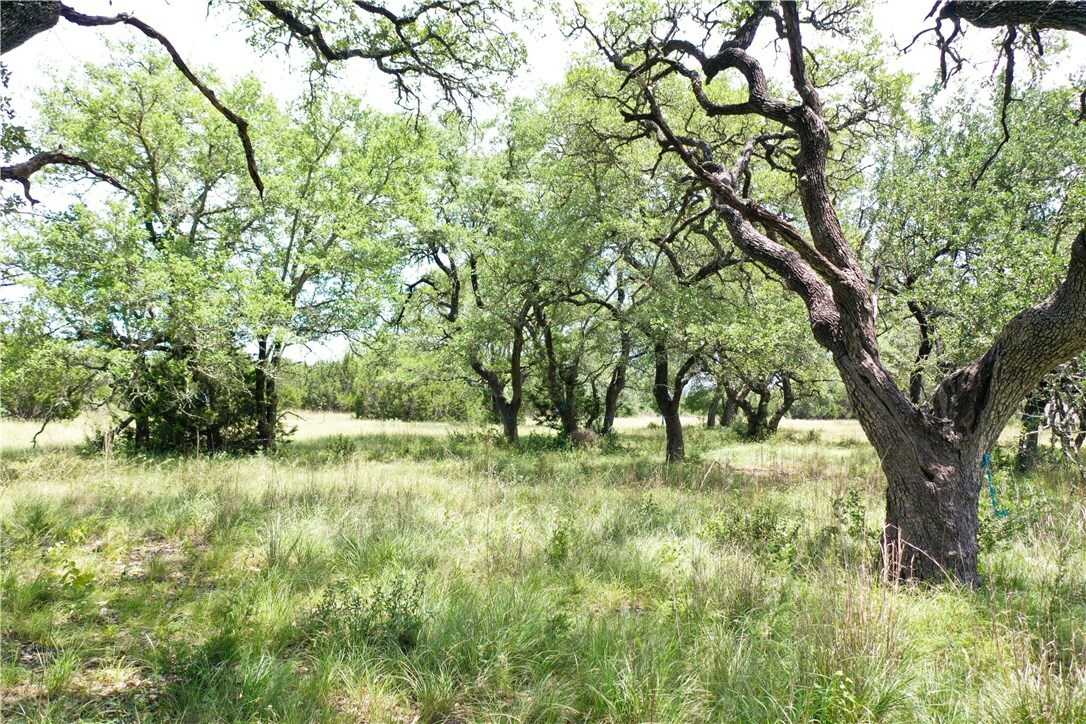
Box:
704, 500, 801, 565
546, 522, 571, 566
978, 476, 1054, 553
312, 570, 425, 651
324, 434, 358, 458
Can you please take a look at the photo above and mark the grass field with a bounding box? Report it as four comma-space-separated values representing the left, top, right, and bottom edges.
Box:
1, 413, 1084, 722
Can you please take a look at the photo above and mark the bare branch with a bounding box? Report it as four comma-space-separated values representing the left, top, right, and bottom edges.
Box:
57, 3, 265, 197
2, 148, 130, 203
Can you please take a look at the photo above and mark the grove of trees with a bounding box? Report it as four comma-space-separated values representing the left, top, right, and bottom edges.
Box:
2, 0, 1084, 584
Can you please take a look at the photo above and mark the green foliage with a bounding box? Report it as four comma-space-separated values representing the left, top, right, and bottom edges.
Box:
348, 341, 480, 422
866, 83, 1086, 382
313, 572, 425, 651
545, 521, 572, 566
704, 500, 802, 566
978, 475, 1055, 554
0, 318, 102, 421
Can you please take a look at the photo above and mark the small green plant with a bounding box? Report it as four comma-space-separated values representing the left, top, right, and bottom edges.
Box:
57, 558, 96, 591
313, 570, 425, 651
546, 522, 571, 566
325, 434, 358, 458
44, 648, 81, 696
817, 669, 861, 721
831, 489, 878, 548
978, 476, 1054, 553
704, 501, 800, 565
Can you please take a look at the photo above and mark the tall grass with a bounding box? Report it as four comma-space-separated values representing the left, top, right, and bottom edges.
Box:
1, 416, 1083, 721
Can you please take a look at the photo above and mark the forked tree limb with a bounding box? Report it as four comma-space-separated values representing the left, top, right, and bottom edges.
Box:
56, 3, 264, 197
1, 149, 131, 203
936, 1, 1086, 35
1, 2, 264, 197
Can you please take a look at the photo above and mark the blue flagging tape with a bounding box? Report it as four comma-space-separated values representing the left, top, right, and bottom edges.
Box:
984, 453, 1008, 518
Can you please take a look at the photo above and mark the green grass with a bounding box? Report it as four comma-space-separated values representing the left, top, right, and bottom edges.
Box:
1, 415, 1084, 722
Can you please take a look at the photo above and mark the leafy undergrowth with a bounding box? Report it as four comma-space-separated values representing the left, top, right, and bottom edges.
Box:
1, 422, 1084, 722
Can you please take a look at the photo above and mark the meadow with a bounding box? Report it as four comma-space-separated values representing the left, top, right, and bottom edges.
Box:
1, 413, 1084, 722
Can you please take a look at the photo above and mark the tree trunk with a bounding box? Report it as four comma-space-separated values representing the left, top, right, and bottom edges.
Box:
652, 342, 697, 463
721, 399, 736, 426
557, 399, 579, 438
706, 393, 721, 428
471, 326, 525, 444
880, 439, 981, 584
255, 338, 278, 450
745, 389, 772, 440
534, 305, 582, 438
663, 409, 684, 462
601, 328, 630, 435
501, 406, 519, 443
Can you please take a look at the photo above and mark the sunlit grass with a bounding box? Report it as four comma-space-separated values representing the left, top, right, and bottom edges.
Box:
1, 414, 1083, 721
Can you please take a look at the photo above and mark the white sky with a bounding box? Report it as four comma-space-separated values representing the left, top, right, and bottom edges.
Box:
3, 0, 1082, 361
8, 1, 1068, 127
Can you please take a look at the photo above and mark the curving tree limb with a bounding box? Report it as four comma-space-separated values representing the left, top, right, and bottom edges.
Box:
1, 1, 264, 197
1, 148, 130, 203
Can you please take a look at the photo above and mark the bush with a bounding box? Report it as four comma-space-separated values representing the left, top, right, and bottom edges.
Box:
704, 501, 801, 565
312, 570, 425, 651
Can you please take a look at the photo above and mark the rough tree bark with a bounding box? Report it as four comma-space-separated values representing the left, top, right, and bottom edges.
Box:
724, 372, 796, 441
0, 1, 60, 53
937, 1, 1086, 35
591, 1, 1086, 582
651, 342, 699, 463
470, 326, 525, 443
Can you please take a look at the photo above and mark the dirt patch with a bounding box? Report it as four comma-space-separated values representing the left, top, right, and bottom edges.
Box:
1, 634, 55, 669
116, 536, 206, 581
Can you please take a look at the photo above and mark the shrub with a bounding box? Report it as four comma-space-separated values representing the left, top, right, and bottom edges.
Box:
704, 501, 801, 565
312, 570, 425, 651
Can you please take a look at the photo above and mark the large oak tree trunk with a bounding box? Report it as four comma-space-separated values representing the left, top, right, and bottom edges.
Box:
873, 430, 982, 583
